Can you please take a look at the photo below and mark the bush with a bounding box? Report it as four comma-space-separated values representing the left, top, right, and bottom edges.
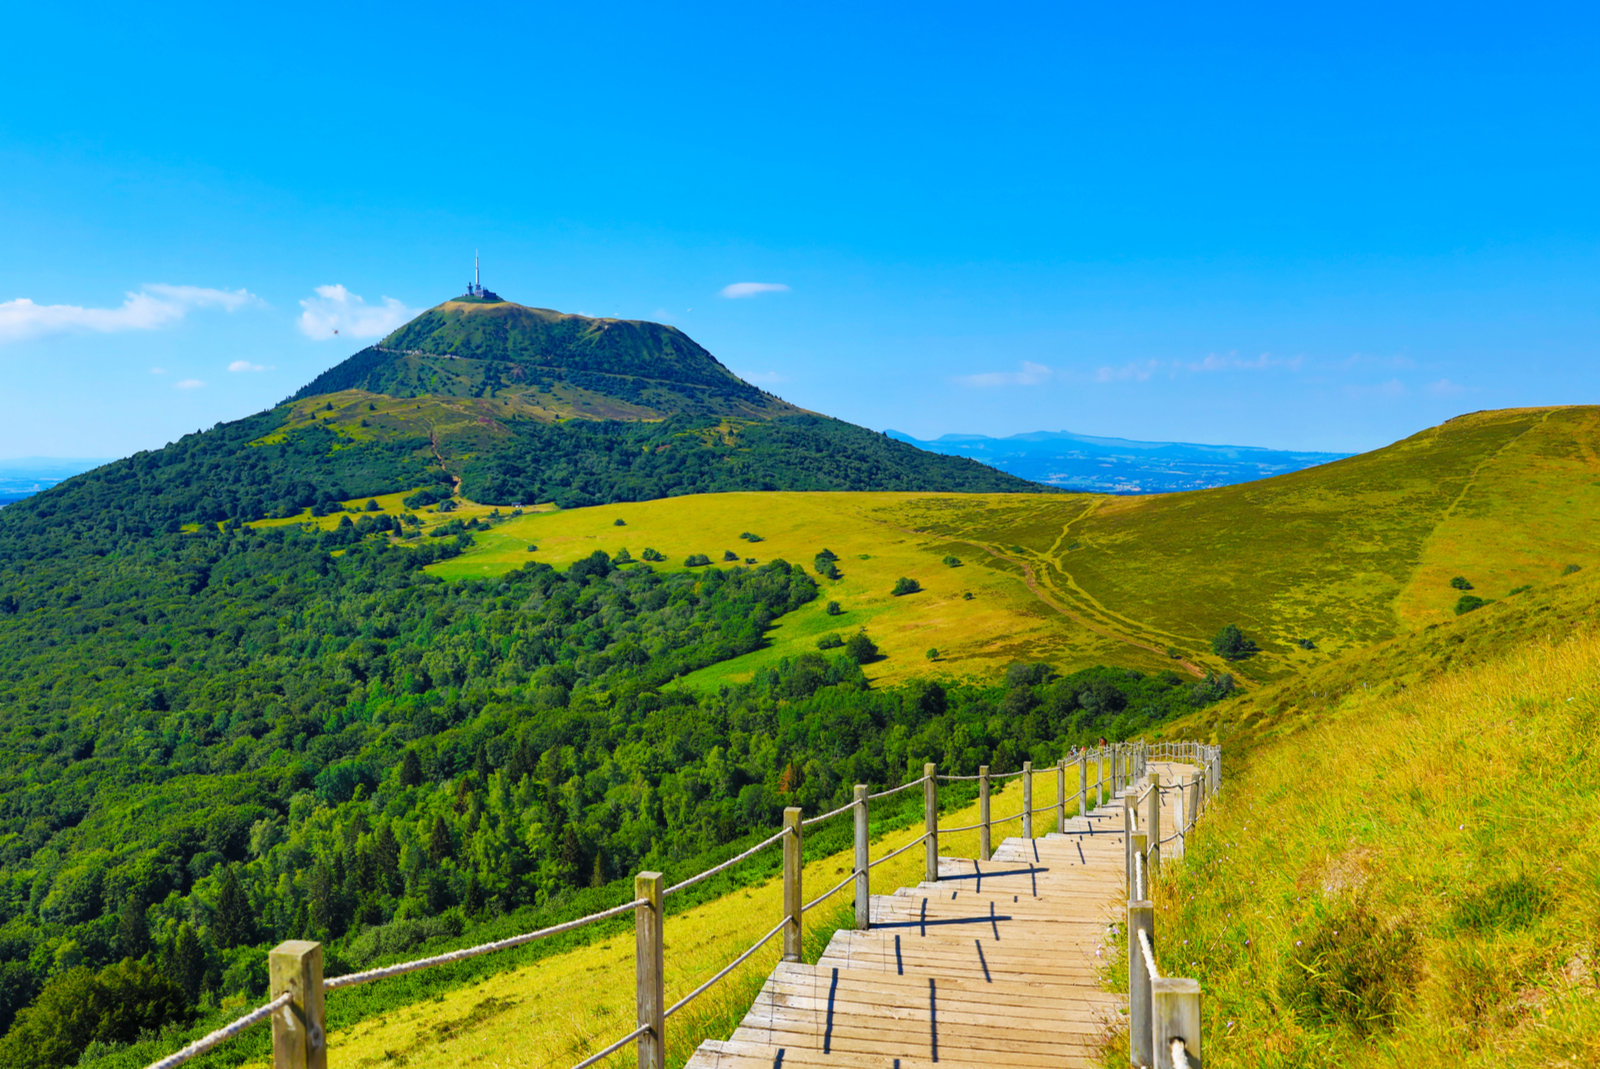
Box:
825, 601, 843, 616
1278, 898, 1419, 1036
1563, 563, 1583, 575
0, 959, 190, 1069
569, 550, 615, 580
614, 518, 626, 526
891, 577, 921, 596
403, 486, 453, 510
1455, 594, 1489, 615
1297, 638, 1316, 650
1450, 576, 1474, 590
685, 553, 712, 567
612, 548, 633, 564
641, 548, 665, 562
723, 550, 739, 561
942, 555, 962, 567
926, 648, 939, 660
740, 532, 764, 542
1210, 624, 1258, 659
365, 499, 381, 511
526, 543, 538, 552
962, 591, 974, 601
816, 633, 844, 650
844, 632, 879, 664
814, 549, 841, 580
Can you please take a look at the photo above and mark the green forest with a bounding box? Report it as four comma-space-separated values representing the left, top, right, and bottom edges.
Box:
0, 491, 1231, 1066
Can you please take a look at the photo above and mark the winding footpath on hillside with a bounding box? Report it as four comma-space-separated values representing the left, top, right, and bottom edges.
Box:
686, 761, 1195, 1068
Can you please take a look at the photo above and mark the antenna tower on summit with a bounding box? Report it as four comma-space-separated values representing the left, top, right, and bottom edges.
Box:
464, 252, 500, 302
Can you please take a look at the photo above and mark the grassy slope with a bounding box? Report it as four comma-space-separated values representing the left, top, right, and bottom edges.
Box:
1117, 567, 1600, 1066
315, 774, 1092, 1069
424, 491, 1165, 688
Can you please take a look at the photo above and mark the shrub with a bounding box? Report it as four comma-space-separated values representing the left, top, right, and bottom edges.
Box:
365, 499, 381, 511
943, 555, 962, 567
1210, 624, 1258, 659
403, 486, 453, 510
0, 959, 190, 1069
1297, 638, 1316, 650
1563, 563, 1583, 575
685, 554, 712, 567
962, 591, 974, 601
844, 632, 879, 664
526, 543, 538, 552
569, 550, 615, 580
1450, 576, 1474, 590
1278, 898, 1418, 1036
926, 648, 940, 660
891, 577, 921, 596
814, 549, 841, 580
641, 548, 666, 562
612, 548, 633, 564
723, 550, 739, 561
816, 633, 844, 650
614, 518, 626, 526
1455, 594, 1488, 615
740, 532, 764, 542
825, 601, 843, 616
745, 557, 757, 565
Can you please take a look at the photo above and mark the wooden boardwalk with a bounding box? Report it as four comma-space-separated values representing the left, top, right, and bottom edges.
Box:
686, 762, 1194, 1069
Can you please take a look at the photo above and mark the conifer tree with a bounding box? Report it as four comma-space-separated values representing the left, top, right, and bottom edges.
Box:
212, 865, 257, 949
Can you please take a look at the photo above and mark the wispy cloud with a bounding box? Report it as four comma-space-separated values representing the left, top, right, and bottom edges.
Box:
228, 360, 271, 373
0, 285, 259, 345
174, 379, 205, 390
738, 369, 788, 385
1096, 360, 1160, 383
720, 282, 790, 299
955, 361, 1053, 388
1427, 378, 1466, 396
150, 367, 167, 375
297, 285, 419, 340
1182, 351, 1303, 373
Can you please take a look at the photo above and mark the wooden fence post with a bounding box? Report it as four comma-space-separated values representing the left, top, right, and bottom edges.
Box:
1122, 789, 1137, 891
1188, 770, 1201, 831
1077, 751, 1087, 819
1131, 829, 1148, 900
853, 785, 870, 931
1145, 771, 1162, 879
1056, 760, 1067, 834
1022, 760, 1034, 839
978, 765, 991, 861
634, 872, 665, 1069
1097, 750, 1105, 809
1128, 899, 1155, 1069
924, 763, 939, 884
783, 809, 803, 962
1152, 978, 1202, 1069
269, 940, 325, 1069
1174, 778, 1186, 861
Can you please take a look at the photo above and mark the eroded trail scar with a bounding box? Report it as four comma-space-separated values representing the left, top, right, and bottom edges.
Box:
686, 763, 1196, 1069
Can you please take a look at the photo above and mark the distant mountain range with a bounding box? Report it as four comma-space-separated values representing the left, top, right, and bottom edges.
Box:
884, 429, 1351, 493
0, 457, 111, 507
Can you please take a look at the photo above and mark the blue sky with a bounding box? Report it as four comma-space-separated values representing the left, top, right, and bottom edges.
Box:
2, 1, 1597, 459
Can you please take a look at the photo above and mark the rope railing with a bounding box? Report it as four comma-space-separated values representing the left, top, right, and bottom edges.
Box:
664, 917, 788, 1018
145, 992, 290, 1069
153, 741, 1218, 1069
664, 826, 793, 898
325, 896, 648, 990
1124, 741, 1218, 1069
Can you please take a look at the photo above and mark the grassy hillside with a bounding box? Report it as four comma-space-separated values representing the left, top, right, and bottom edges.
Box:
425, 491, 1168, 687
1122, 566, 1600, 1066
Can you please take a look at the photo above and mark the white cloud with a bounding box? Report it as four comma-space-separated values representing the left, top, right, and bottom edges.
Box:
150, 367, 167, 375
174, 379, 205, 390
720, 282, 790, 299
0, 285, 259, 345
297, 284, 419, 341
954, 361, 1053, 388
228, 360, 271, 373
739, 369, 788, 385
1183, 351, 1303, 373
1096, 360, 1160, 383
1427, 378, 1466, 396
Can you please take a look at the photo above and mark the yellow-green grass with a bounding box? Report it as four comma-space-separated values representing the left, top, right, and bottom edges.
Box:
426, 491, 1166, 687
892, 406, 1600, 684
1107, 568, 1600, 1066
309, 771, 1101, 1068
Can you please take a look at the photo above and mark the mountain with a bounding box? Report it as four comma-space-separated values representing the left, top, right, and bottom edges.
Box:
0, 296, 1040, 547
885, 428, 1351, 493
